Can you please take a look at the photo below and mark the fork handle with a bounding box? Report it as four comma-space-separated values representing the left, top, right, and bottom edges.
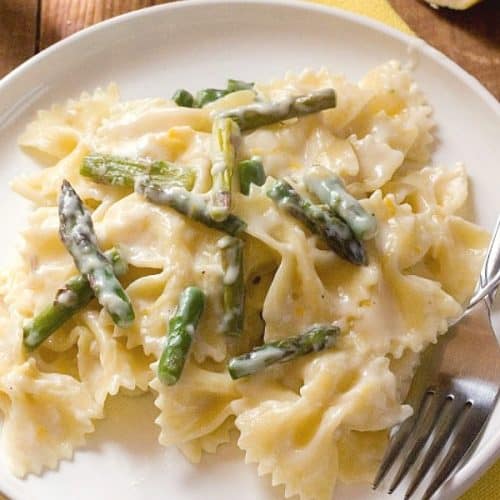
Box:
468, 215, 500, 309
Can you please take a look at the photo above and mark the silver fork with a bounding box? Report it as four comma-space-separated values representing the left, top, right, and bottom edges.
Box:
373, 217, 500, 499
476, 217, 500, 311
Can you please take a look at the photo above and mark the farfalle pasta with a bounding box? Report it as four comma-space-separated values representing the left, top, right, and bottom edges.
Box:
0, 61, 488, 499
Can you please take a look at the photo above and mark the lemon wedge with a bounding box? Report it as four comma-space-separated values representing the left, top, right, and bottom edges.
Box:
424, 0, 482, 9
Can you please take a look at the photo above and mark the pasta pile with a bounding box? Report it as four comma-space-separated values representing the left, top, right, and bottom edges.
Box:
0, 61, 488, 499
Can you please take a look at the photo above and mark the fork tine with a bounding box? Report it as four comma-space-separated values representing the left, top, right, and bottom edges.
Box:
387, 392, 445, 494
372, 415, 417, 489
372, 391, 429, 490
421, 403, 490, 500
404, 397, 463, 499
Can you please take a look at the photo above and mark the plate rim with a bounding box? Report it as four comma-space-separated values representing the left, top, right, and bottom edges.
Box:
0, 1, 498, 499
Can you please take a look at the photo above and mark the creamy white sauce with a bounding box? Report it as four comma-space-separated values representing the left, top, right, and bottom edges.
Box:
136, 134, 168, 159
136, 179, 209, 218
101, 133, 169, 161
210, 158, 226, 177
217, 236, 234, 249
56, 289, 79, 307
99, 289, 130, 321
77, 253, 103, 275
223, 262, 240, 286
98, 107, 211, 140
217, 236, 241, 286
59, 191, 80, 218
221, 97, 294, 124
240, 346, 283, 373
304, 168, 377, 240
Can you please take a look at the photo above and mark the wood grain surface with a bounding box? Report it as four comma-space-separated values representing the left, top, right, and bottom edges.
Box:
0, 0, 38, 77
0, 0, 498, 98
390, 0, 499, 98
39, 0, 170, 48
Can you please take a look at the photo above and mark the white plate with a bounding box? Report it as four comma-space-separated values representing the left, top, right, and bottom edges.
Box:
0, 1, 499, 499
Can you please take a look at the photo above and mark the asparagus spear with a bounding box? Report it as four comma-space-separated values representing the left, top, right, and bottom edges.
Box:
218, 236, 245, 336
196, 88, 230, 107
209, 117, 240, 221
267, 180, 367, 265
81, 153, 195, 190
226, 79, 254, 93
172, 79, 254, 108
219, 88, 336, 131
59, 180, 135, 327
23, 248, 127, 350
158, 286, 205, 385
305, 170, 377, 240
228, 324, 339, 379
172, 89, 195, 108
238, 156, 266, 195
135, 179, 246, 236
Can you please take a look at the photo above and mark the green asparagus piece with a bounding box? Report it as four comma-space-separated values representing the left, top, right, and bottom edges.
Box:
172, 79, 254, 108
135, 179, 246, 236
196, 88, 229, 107
172, 89, 195, 108
81, 153, 195, 190
219, 88, 336, 131
23, 248, 127, 350
228, 324, 339, 379
209, 117, 240, 221
227, 79, 254, 92
199, 79, 254, 105
158, 286, 206, 385
59, 180, 135, 327
267, 180, 367, 265
305, 170, 377, 240
238, 156, 266, 195
218, 236, 245, 336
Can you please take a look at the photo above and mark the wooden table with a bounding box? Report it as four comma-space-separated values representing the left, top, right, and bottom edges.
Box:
0, 0, 499, 98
